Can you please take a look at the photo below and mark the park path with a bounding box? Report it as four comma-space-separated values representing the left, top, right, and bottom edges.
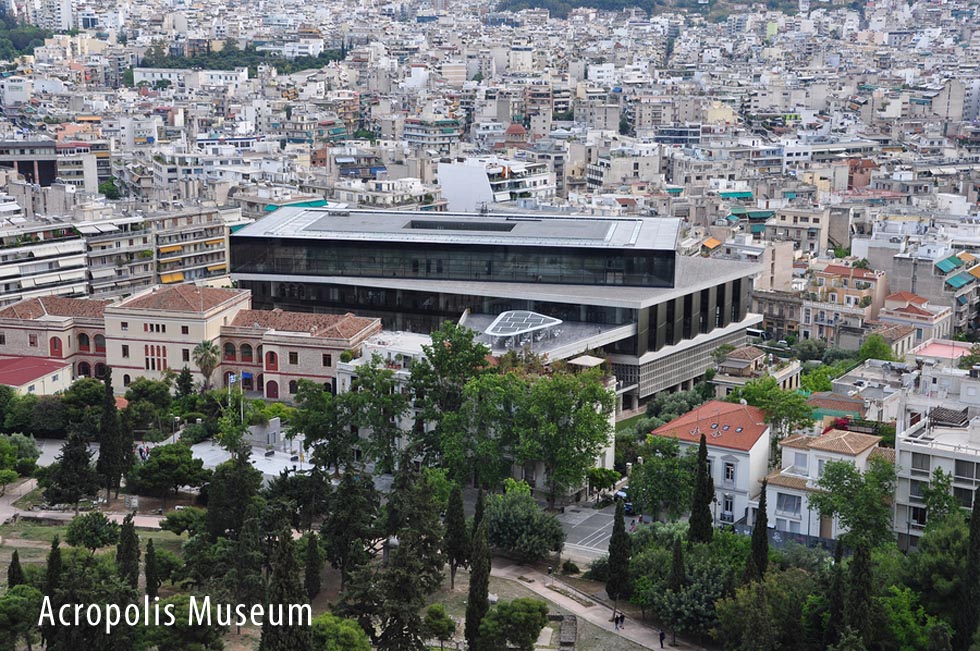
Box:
0, 478, 164, 530
491, 560, 706, 651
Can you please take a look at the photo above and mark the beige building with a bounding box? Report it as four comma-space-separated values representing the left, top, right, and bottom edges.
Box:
801, 263, 889, 345
0, 357, 72, 394
764, 207, 831, 256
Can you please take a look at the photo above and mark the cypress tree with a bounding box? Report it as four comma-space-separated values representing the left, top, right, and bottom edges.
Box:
7, 549, 23, 587
846, 543, 873, 647
145, 539, 158, 600
825, 540, 845, 648
95, 368, 130, 499
747, 479, 769, 581
116, 513, 140, 589
473, 488, 485, 530
304, 533, 322, 601
606, 498, 632, 615
444, 484, 469, 591
45, 536, 62, 595
669, 538, 685, 593
688, 433, 714, 544
956, 487, 980, 651
465, 520, 490, 650
260, 529, 312, 651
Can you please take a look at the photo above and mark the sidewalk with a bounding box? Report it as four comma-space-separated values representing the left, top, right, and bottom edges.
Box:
491, 559, 706, 650
0, 478, 164, 530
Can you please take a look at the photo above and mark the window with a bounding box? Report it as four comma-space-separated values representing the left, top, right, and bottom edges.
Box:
723, 494, 734, 514
123, 375, 131, 387
955, 486, 974, 508
52, 374, 59, 382
910, 506, 927, 528
724, 462, 736, 483
182, 349, 190, 362
122, 345, 130, 359
121, 322, 129, 331
288, 380, 298, 394
181, 326, 189, 335
956, 460, 975, 480
910, 479, 925, 502
322, 353, 332, 367
775, 492, 801, 516
289, 351, 299, 365
0, 334, 5, 345
27, 384, 35, 393
911, 453, 931, 475
794, 452, 808, 473
28, 334, 37, 347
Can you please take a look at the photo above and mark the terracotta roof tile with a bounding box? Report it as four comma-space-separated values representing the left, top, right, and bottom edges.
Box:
870, 447, 896, 464
120, 285, 246, 313
0, 296, 109, 320
727, 345, 765, 360
765, 469, 813, 491
820, 264, 880, 280
807, 391, 867, 416
230, 309, 379, 340
886, 291, 928, 304
805, 429, 881, 455
651, 400, 769, 452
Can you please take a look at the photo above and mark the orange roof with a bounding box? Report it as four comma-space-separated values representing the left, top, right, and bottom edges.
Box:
0, 296, 109, 320
702, 237, 722, 249
886, 291, 927, 304
651, 400, 768, 452
820, 264, 879, 280
120, 285, 246, 313
795, 429, 881, 455
892, 305, 933, 317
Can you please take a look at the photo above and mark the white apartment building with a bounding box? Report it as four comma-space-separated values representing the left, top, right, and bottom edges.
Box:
436, 156, 555, 211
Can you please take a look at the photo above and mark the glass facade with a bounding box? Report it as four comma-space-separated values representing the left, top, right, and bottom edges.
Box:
231, 238, 675, 288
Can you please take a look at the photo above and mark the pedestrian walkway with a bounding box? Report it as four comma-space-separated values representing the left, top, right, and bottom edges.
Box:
490, 560, 706, 650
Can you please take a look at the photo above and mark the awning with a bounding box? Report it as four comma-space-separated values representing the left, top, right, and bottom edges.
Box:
936, 255, 964, 273
750, 223, 767, 234
204, 238, 224, 246
207, 264, 227, 272
747, 210, 775, 219
159, 244, 183, 254
720, 191, 753, 199
945, 272, 973, 289
958, 295, 969, 305
161, 272, 184, 284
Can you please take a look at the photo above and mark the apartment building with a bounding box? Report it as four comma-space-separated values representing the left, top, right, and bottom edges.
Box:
800, 264, 888, 345
148, 206, 240, 286
436, 157, 555, 212
764, 207, 831, 255
77, 216, 155, 300
711, 345, 802, 398
877, 291, 953, 345
651, 400, 771, 526
0, 218, 88, 307
766, 429, 890, 538
403, 117, 463, 154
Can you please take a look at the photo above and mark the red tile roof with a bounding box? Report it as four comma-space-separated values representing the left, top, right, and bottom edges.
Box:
651, 400, 769, 452
0, 356, 69, 387
892, 304, 933, 317
229, 309, 379, 340
820, 264, 880, 280
0, 296, 109, 320
120, 285, 246, 313
806, 391, 867, 416
886, 291, 928, 304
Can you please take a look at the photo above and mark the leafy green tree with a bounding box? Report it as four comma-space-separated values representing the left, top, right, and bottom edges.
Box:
7, 549, 23, 587
40, 433, 100, 514
484, 482, 564, 563
143, 594, 226, 650
0, 468, 17, 496
422, 604, 456, 650
630, 436, 694, 520
321, 471, 379, 589
477, 598, 549, 651
205, 453, 263, 540
409, 320, 491, 463
116, 513, 140, 589
305, 532, 323, 601
444, 484, 469, 590
0, 584, 42, 651
97, 178, 120, 200
293, 381, 355, 473
907, 515, 967, 630
346, 355, 408, 473
144, 538, 159, 600
586, 466, 620, 501
66, 511, 119, 554
215, 499, 265, 633
3, 394, 37, 434
689, 433, 714, 544
473, 488, 485, 530
192, 340, 220, 391
858, 333, 895, 362
310, 611, 372, 651
45, 536, 62, 595
60, 377, 105, 425
127, 443, 208, 508
956, 488, 980, 651
451, 371, 525, 487
465, 520, 491, 650
606, 499, 631, 614
516, 368, 614, 509
809, 457, 896, 547
30, 395, 66, 437
175, 366, 194, 399
847, 544, 873, 646
96, 368, 131, 498
923, 468, 960, 526
265, 467, 330, 532
726, 377, 813, 451
160, 506, 206, 537
261, 529, 312, 650
748, 479, 769, 581
717, 568, 816, 651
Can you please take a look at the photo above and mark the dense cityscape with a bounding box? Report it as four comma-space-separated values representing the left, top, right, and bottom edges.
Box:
0, 0, 978, 649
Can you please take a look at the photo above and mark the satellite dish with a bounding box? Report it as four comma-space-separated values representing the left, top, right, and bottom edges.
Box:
740, 399, 748, 406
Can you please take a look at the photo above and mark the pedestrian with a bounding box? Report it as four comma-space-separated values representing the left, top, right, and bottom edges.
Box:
613, 613, 619, 630
659, 629, 666, 648
619, 614, 626, 629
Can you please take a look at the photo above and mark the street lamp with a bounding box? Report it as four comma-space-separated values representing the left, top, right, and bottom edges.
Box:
712, 495, 718, 525
171, 416, 181, 444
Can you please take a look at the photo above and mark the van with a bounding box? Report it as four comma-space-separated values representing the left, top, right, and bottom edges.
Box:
746, 328, 770, 341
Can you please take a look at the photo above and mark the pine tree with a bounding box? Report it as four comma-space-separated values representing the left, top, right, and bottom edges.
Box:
7, 549, 23, 587
606, 498, 631, 615
956, 487, 980, 651
95, 368, 130, 499
688, 433, 714, 544
465, 520, 491, 650
667, 537, 685, 645
304, 533, 322, 601
825, 541, 845, 647
847, 543, 873, 647
260, 529, 312, 651
473, 488, 485, 530
145, 538, 159, 600
747, 479, 769, 581
44, 432, 101, 515
116, 513, 140, 589
444, 484, 469, 591
176, 366, 194, 399
45, 536, 62, 595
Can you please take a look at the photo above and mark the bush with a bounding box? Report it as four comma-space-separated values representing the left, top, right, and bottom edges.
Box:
584, 556, 609, 582
485, 484, 565, 563
179, 423, 210, 445
562, 560, 580, 575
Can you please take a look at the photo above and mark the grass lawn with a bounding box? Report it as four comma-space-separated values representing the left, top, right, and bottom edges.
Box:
615, 412, 646, 434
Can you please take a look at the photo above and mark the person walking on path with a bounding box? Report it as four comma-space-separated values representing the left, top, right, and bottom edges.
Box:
660, 629, 667, 648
